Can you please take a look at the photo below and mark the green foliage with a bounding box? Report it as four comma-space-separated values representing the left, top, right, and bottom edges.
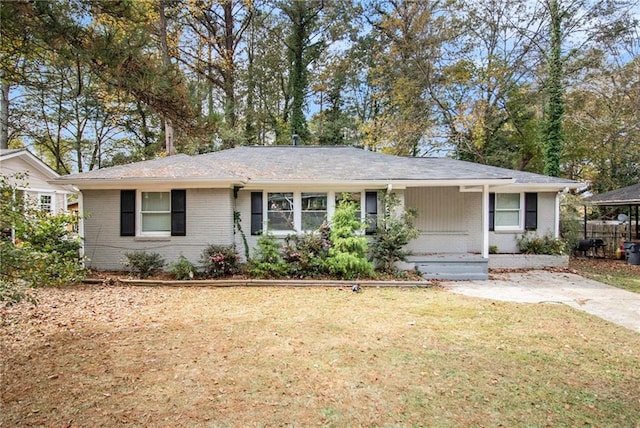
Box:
169, 255, 197, 280
543, 0, 565, 178
1, 173, 85, 306
324, 198, 373, 279
282, 222, 332, 278
234, 210, 250, 261
123, 251, 165, 279
517, 232, 567, 256
247, 233, 287, 278
489, 245, 499, 255
559, 193, 583, 253
200, 244, 240, 278
370, 193, 419, 274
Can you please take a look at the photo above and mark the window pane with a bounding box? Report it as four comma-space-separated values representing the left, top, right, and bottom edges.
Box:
39, 194, 52, 212
495, 211, 520, 227
141, 213, 171, 232
302, 193, 327, 211
301, 212, 326, 230
496, 193, 520, 209
268, 193, 293, 211
268, 193, 294, 231
142, 192, 170, 211
268, 212, 294, 231
301, 193, 327, 230
141, 192, 171, 233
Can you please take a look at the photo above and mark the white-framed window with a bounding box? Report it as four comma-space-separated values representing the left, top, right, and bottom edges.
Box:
39, 193, 53, 212
140, 191, 171, 235
262, 190, 374, 234
267, 192, 295, 232
494, 193, 523, 230
302, 193, 328, 230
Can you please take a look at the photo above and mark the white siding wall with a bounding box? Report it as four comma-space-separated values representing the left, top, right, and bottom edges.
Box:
2, 155, 72, 213
82, 188, 234, 270
404, 187, 472, 253
402, 188, 559, 255
489, 192, 558, 253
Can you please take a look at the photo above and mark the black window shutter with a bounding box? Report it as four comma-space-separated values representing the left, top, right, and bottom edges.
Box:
365, 191, 378, 235
489, 193, 495, 231
120, 190, 136, 236
171, 189, 187, 236
524, 192, 538, 231
251, 192, 263, 235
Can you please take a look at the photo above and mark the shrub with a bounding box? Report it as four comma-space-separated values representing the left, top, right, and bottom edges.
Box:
123, 251, 165, 279
324, 198, 373, 279
559, 193, 583, 252
282, 223, 332, 278
517, 232, 567, 255
1, 173, 85, 305
247, 233, 287, 278
200, 244, 240, 278
169, 255, 197, 280
370, 192, 419, 274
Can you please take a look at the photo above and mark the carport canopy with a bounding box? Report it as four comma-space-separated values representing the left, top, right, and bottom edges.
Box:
583, 182, 640, 240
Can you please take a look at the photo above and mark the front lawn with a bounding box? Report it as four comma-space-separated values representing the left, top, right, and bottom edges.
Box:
1, 285, 639, 426
570, 257, 640, 293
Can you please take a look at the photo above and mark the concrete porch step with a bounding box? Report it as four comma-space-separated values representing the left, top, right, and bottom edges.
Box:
407, 254, 488, 281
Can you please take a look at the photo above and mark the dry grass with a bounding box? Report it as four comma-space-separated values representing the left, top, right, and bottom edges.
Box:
570, 257, 640, 293
1, 284, 639, 427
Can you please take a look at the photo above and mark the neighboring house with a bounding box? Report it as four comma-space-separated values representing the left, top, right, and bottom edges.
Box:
52, 146, 581, 279
0, 148, 76, 215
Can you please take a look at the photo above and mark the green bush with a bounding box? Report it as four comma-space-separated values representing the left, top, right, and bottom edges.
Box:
169, 255, 198, 280
324, 198, 373, 279
517, 232, 567, 255
123, 251, 165, 279
559, 193, 583, 252
370, 192, 419, 274
282, 222, 331, 278
247, 233, 287, 278
1, 173, 85, 306
200, 244, 240, 278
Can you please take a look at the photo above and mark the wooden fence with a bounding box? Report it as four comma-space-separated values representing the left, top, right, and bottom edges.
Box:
570, 221, 639, 257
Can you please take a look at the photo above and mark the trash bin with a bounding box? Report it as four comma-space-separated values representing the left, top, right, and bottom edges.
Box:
628, 244, 640, 266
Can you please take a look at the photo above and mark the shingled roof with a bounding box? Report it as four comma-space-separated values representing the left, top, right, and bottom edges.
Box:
53, 146, 580, 189
584, 182, 640, 206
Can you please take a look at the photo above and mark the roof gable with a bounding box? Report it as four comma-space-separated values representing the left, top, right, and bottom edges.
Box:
0, 148, 60, 180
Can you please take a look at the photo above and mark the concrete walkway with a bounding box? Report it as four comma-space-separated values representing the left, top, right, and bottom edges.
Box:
441, 270, 640, 333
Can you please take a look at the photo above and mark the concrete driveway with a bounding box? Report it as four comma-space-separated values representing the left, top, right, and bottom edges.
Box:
441, 270, 640, 333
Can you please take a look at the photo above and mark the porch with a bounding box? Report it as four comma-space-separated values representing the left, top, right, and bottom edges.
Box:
404, 253, 570, 281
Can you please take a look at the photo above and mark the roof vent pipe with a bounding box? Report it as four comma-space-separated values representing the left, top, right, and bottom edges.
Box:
292, 134, 299, 146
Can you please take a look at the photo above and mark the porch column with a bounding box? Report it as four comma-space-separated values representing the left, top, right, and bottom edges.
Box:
554, 193, 560, 238
78, 191, 85, 262
482, 184, 489, 258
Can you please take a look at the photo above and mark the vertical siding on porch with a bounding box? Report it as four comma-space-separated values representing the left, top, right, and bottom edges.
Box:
404, 187, 472, 254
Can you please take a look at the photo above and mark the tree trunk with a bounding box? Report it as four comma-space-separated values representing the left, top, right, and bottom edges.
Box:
0, 79, 9, 150
159, 0, 175, 155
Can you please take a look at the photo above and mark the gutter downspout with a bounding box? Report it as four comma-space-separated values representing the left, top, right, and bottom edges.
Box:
482, 185, 489, 259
